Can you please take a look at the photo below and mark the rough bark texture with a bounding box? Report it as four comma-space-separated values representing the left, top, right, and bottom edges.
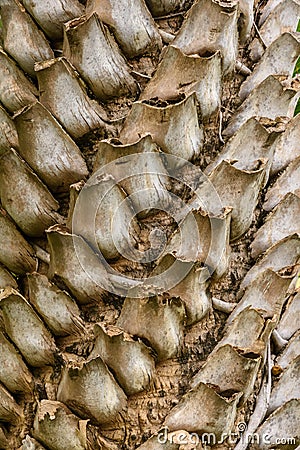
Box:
0, 0, 299, 449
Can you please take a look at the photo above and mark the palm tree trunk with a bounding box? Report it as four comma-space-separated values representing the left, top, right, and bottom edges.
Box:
0, 0, 299, 449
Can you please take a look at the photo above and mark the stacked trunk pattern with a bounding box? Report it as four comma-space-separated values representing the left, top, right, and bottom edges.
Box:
0, 0, 299, 448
